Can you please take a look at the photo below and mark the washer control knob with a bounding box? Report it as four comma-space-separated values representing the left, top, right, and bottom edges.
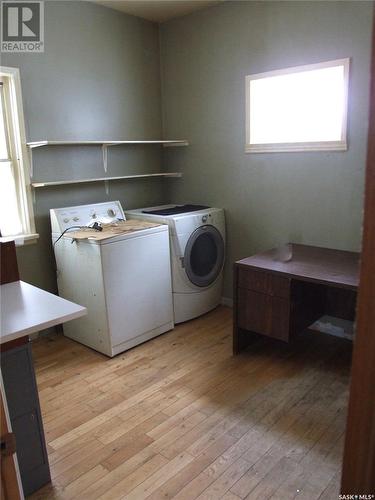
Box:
91, 213, 97, 219
107, 208, 116, 217
73, 217, 79, 222
63, 218, 69, 223
202, 215, 208, 223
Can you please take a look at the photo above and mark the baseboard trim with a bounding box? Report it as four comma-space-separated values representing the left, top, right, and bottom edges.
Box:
221, 296, 233, 308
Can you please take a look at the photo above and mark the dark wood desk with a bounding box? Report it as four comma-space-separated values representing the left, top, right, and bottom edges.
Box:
233, 244, 360, 354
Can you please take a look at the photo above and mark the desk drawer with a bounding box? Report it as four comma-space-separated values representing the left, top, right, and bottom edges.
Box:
237, 289, 290, 341
238, 268, 290, 298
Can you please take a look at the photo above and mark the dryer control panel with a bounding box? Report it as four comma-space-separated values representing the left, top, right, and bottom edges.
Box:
50, 201, 125, 233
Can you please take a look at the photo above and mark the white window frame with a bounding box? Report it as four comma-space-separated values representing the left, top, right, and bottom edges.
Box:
245, 58, 350, 154
0, 66, 37, 244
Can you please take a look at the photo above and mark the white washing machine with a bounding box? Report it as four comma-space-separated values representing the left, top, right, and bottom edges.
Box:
50, 201, 174, 356
125, 204, 225, 323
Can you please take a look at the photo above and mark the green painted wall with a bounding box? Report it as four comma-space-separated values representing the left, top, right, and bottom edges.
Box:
160, 1, 373, 298
1, 1, 167, 291
1, 1, 373, 301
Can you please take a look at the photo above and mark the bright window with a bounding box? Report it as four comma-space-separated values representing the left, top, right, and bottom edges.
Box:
245, 59, 349, 153
0, 67, 37, 242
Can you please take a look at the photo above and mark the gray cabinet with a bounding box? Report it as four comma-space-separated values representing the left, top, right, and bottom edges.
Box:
1, 340, 51, 496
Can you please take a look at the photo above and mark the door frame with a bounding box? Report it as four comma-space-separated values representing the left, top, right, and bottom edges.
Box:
341, 9, 375, 494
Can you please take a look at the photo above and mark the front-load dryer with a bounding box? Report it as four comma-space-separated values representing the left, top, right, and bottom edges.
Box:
125, 204, 225, 323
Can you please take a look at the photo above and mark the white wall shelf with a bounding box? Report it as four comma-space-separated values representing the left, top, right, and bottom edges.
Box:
26, 139, 188, 175
31, 172, 182, 188
27, 140, 189, 149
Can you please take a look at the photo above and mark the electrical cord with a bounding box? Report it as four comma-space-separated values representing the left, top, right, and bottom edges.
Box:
53, 223, 102, 247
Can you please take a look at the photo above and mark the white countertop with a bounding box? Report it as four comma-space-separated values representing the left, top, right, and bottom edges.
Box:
0, 281, 87, 344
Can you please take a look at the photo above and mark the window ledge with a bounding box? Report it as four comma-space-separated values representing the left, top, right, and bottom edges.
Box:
245, 141, 348, 154
0, 233, 39, 245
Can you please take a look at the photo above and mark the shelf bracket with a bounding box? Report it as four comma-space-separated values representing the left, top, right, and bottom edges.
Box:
102, 144, 108, 173
28, 147, 34, 178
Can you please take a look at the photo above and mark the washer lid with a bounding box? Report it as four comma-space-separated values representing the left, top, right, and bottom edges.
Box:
184, 225, 225, 287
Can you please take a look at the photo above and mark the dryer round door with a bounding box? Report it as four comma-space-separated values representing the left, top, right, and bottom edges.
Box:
184, 225, 225, 287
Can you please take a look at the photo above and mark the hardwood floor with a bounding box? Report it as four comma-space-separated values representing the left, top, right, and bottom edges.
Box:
29, 306, 351, 500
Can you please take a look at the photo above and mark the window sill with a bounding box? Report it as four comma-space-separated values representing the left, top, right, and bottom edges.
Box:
0, 233, 39, 246
245, 141, 348, 154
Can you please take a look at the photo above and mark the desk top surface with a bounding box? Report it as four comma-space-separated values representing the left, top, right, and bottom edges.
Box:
0, 281, 87, 344
236, 244, 360, 290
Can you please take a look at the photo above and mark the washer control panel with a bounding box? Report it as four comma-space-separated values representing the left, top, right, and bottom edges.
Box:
50, 201, 125, 233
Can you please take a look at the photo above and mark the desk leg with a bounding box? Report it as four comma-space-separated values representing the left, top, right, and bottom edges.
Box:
233, 327, 258, 354
233, 264, 259, 354
233, 264, 240, 355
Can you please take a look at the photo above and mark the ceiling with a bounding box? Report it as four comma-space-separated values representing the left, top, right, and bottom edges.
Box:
93, 1, 222, 23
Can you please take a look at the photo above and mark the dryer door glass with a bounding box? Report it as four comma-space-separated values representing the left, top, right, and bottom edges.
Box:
184, 225, 225, 287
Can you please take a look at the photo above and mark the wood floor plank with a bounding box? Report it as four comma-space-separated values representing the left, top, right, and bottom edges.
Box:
230, 346, 350, 499
318, 470, 342, 500
122, 452, 195, 500
99, 433, 155, 472
146, 434, 239, 500
196, 458, 252, 500
221, 493, 242, 500
96, 454, 169, 500
73, 448, 160, 499
63, 464, 108, 500
245, 457, 302, 500
28, 307, 349, 500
